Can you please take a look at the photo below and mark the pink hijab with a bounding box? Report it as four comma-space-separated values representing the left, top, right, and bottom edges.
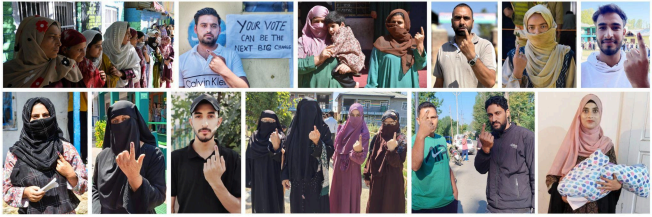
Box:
299, 6, 330, 58
548, 94, 614, 177
335, 103, 370, 155
160, 36, 172, 59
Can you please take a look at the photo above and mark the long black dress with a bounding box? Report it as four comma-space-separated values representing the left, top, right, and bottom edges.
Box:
281, 99, 334, 213
246, 110, 286, 213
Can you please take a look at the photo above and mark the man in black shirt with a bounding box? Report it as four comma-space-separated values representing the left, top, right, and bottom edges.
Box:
475, 96, 535, 213
171, 94, 241, 213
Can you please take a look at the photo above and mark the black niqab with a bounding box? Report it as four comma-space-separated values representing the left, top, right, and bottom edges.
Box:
10, 97, 65, 170
247, 110, 284, 159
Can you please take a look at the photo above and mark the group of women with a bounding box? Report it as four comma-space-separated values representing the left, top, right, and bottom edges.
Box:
3, 98, 165, 214
246, 100, 407, 213
3, 16, 173, 88
297, 5, 426, 88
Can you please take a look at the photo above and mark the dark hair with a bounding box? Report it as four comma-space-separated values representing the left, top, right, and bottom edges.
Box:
389, 12, 405, 20
592, 4, 627, 26
89, 33, 103, 46
328, 111, 334, 117
195, 7, 221, 26
417, 102, 437, 116
586, 99, 597, 106
137, 31, 145, 39
484, 96, 508, 111
453, 3, 474, 18
325, 11, 346, 25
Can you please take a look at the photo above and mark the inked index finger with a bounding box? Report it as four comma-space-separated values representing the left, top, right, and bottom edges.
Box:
130, 142, 136, 160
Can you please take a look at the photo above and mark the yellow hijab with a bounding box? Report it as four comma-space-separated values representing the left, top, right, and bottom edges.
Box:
521, 5, 574, 88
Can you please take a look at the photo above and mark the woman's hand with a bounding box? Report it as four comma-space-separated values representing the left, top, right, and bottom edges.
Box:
314, 45, 335, 66
512, 43, 527, 79
99, 70, 107, 82
23, 186, 45, 202
597, 174, 622, 192
414, 27, 425, 55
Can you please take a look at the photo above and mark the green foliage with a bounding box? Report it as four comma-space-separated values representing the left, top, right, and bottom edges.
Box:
581, 8, 595, 25
94, 120, 106, 148
171, 92, 241, 152
245, 92, 293, 134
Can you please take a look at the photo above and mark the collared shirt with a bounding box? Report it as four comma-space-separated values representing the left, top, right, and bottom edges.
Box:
433, 33, 497, 88
179, 44, 247, 88
324, 117, 337, 133
171, 139, 241, 213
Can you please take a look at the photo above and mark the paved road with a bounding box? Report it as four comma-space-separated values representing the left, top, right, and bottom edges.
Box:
450, 152, 488, 213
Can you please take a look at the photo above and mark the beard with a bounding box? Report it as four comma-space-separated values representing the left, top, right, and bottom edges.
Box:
196, 128, 215, 143
598, 39, 622, 56
199, 33, 218, 46
453, 25, 473, 37
490, 117, 508, 136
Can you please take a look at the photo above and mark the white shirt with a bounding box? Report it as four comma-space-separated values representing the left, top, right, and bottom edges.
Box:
581, 51, 632, 88
179, 44, 247, 88
324, 117, 337, 133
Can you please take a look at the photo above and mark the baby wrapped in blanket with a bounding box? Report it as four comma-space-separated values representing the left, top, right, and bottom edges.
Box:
558, 149, 650, 210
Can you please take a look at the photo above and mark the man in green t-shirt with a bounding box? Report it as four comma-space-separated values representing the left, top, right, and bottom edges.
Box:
411, 102, 459, 213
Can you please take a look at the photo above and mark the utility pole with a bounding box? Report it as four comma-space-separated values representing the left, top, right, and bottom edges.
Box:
453, 92, 460, 136
449, 105, 453, 141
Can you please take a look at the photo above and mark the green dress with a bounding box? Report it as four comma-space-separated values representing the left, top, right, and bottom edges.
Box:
365, 48, 426, 88
298, 56, 342, 88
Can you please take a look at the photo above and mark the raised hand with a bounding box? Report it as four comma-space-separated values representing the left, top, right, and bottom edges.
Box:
479, 124, 494, 154
309, 125, 321, 145
512, 43, 527, 79
271, 129, 281, 151
203, 145, 226, 187
624, 33, 650, 88
353, 135, 363, 152
458, 29, 477, 61
116, 142, 146, 180
414, 26, 425, 45
416, 109, 435, 138
208, 50, 229, 75
387, 132, 399, 151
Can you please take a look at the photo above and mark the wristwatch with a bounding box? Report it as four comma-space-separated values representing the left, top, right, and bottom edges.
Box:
468, 54, 479, 66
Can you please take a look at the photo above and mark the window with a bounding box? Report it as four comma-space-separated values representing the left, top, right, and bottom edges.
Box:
402, 102, 407, 110
53, 2, 75, 30
381, 101, 388, 107
103, 7, 118, 33
3, 93, 17, 131
364, 100, 371, 108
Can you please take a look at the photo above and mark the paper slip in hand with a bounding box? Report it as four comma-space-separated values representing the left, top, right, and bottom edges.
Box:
41, 178, 59, 192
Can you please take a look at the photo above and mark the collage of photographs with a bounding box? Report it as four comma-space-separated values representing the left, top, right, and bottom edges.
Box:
0, 0, 650, 216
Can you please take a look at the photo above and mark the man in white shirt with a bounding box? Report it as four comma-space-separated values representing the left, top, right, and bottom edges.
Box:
581, 4, 649, 88
324, 111, 337, 142
179, 8, 250, 88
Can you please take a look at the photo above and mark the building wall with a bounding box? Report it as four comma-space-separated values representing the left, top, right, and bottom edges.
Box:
178, 2, 290, 88
76, 2, 103, 31
3, 92, 70, 162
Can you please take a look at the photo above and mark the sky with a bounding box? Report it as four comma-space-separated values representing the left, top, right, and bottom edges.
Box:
581, 2, 650, 24
431, 2, 497, 36
432, 92, 477, 126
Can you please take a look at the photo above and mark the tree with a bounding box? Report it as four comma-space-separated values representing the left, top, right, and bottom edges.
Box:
171, 92, 241, 152
478, 8, 494, 39
411, 92, 444, 134
245, 92, 293, 135
471, 92, 535, 135
471, 92, 504, 134
581, 8, 595, 25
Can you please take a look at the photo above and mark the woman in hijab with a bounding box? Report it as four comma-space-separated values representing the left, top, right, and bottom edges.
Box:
364, 110, 407, 213
3, 16, 82, 88
246, 110, 286, 213
366, 9, 426, 88
3, 97, 88, 214
103, 22, 141, 88
136, 31, 150, 88
330, 103, 370, 213
298, 6, 342, 88
546, 94, 620, 213
127, 28, 144, 88
57, 29, 106, 88
281, 99, 334, 213
159, 36, 174, 88
502, 5, 576, 88
82, 30, 121, 88
92, 101, 166, 214
148, 30, 164, 88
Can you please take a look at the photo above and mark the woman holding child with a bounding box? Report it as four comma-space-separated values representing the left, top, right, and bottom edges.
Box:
297, 6, 342, 88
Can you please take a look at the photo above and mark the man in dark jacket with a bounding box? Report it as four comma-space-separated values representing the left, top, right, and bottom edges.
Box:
475, 96, 534, 213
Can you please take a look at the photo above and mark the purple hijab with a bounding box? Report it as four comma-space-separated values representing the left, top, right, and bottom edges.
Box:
335, 103, 370, 155
299, 6, 330, 59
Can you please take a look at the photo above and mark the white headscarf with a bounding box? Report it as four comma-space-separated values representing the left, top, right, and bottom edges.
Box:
82, 30, 103, 69
103, 22, 141, 87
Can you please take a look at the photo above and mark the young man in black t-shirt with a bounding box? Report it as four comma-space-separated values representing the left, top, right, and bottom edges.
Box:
171, 94, 241, 213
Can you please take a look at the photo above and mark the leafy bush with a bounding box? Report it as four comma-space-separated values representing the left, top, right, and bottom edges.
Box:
94, 120, 106, 148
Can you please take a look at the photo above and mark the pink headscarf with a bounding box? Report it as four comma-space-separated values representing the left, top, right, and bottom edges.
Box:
160, 36, 172, 59
548, 94, 614, 177
335, 103, 370, 154
298, 6, 330, 58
